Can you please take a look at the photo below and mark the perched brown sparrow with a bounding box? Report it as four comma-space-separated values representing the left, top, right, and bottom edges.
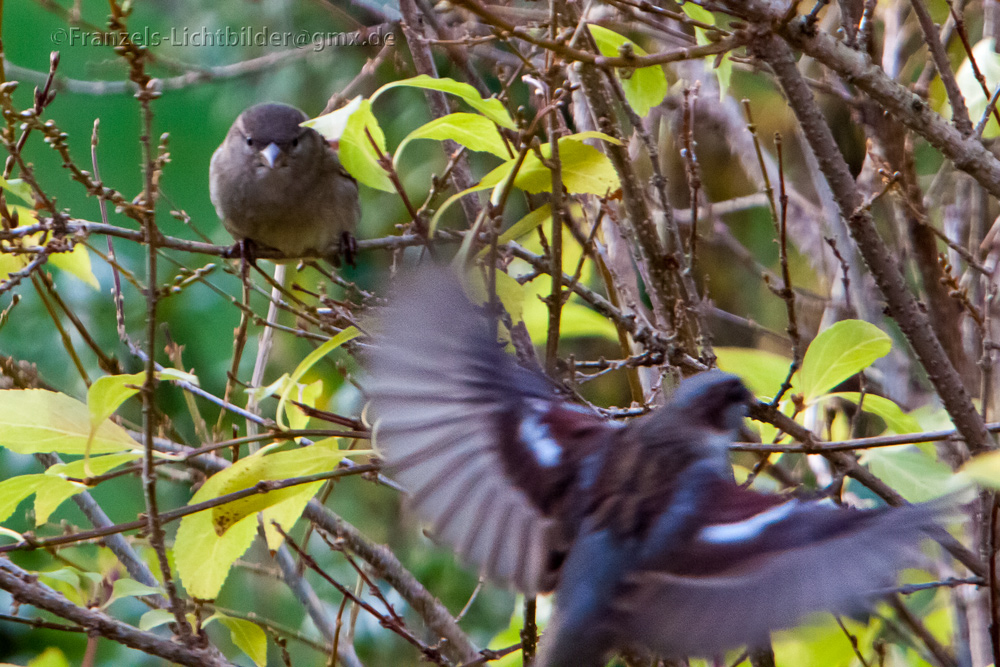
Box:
209, 103, 360, 264
366, 269, 947, 666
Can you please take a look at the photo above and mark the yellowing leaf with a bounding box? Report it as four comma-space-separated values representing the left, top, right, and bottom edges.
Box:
3, 207, 99, 290
798, 320, 890, 401
961, 451, 1000, 489
175, 441, 345, 599
588, 25, 668, 117
339, 100, 393, 192
0, 390, 138, 455
373, 75, 516, 129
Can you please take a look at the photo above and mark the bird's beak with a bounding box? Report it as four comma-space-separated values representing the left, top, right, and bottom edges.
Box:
259, 142, 283, 169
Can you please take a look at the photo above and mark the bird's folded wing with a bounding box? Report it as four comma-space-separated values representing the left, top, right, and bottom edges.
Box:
611, 481, 939, 658
367, 270, 612, 594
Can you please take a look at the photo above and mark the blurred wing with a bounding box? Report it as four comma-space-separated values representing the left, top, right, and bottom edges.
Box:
612, 481, 939, 657
366, 269, 612, 594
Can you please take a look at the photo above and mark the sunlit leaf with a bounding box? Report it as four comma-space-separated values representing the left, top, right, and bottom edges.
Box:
715, 347, 795, 398
798, 320, 890, 401
828, 392, 921, 435
588, 24, 668, 117
175, 440, 345, 599
480, 137, 620, 195
396, 113, 509, 167
276, 326, 359, 430
374, 75, 516, 129
88, 373, 145, 428
0, 390, 138, 455
338, 99, 393, 192
26, 647, 70, 667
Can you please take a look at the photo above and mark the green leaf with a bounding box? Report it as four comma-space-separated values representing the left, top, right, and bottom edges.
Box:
587, 25, 668, 117
210, 614, 268, 667
45, 452, 140, 479
276, 326, 359, 429
33, 476, 85, 524
87, 372, 145, 428
38, 568, 85, 606
0, 175, 34, 204
158, 368, 199, 385
480, 137, 620, 195
0, 476, 46, 523
860, 446, 955, 502
175, 440, 346, 599
396, 113, 509, 168
828, 392, 921, 435
338, 99, 393, 192
798, 320, 891, 401
139, 608, 178, 631
108, 578, 163, 606
374, 75, 516, 129
0, 390, 138, 455
714, 347, 795, 398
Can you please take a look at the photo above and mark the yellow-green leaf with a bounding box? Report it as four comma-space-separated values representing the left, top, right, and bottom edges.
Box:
374, 75, 516, 129
276, 326, 359, 430
0, 475, 45, 523
339, 99, 393, 192
961, 450, 1000, 489
210, 614, 268, 667
33, 476, 85, 524
715, 347, 795, 398
88, 372, 145, 428
26, 647, 70, 667
108, 578, 163, 606
175, 441, 345, 599
396, 113, 509, 167
0, 390, 138, 455
139, 608, 181, 631
828, 392, 921, 435
0, 175, 34, 204
45, 452, 140, 479
860, 446, 955, 502
480, 138, 620, 195
798, 320, 890, 401
587, 24, 667, 117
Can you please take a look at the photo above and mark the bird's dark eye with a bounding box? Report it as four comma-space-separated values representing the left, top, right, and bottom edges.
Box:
291, 137, 299, 148
245, 137, 253, 147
